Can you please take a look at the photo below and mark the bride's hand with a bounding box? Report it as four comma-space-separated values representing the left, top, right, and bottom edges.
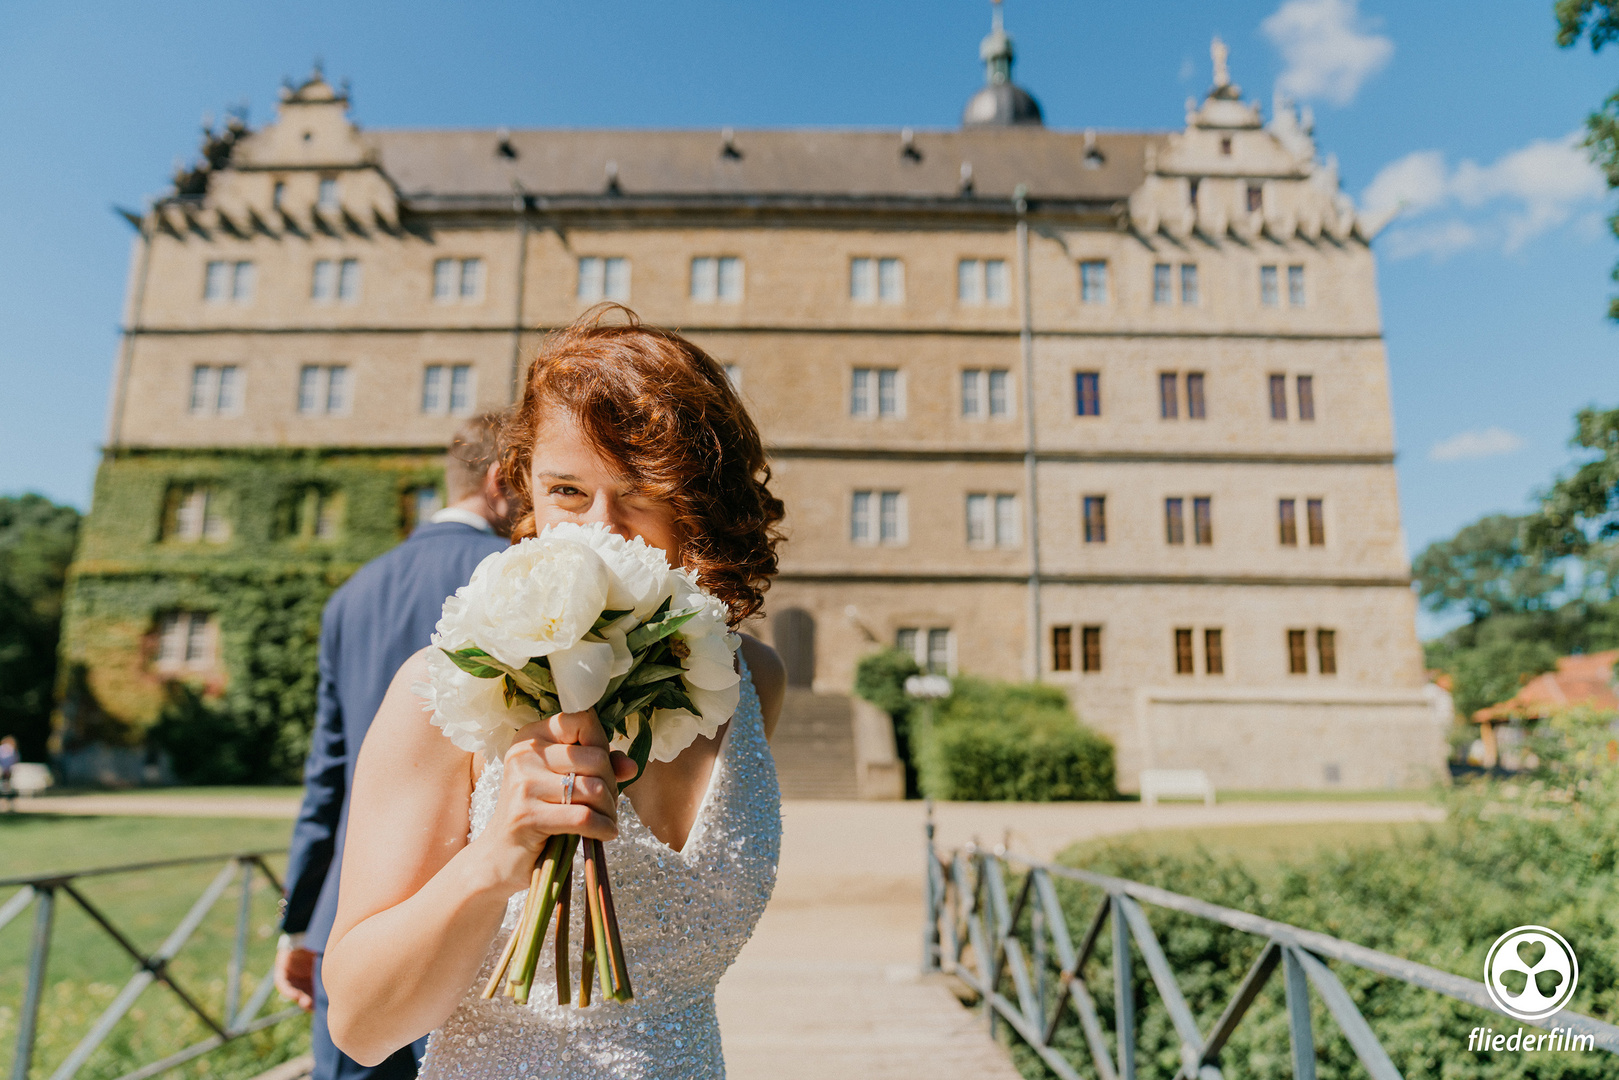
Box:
472, 709, 637, 895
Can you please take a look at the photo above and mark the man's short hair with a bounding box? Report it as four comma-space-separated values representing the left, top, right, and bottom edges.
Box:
446, 412, 508, 502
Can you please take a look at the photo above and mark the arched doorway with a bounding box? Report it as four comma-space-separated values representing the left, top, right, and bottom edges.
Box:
774, 607, 816, 688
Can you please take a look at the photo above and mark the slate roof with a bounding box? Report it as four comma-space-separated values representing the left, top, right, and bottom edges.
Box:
367, 128, 1163, 207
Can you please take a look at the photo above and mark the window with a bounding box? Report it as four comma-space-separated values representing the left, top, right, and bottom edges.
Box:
690, 256, 743, 303
1317, 629, 1338, 674
1159, 372, 1178, 419
578, 256, 630, 301
165, 485, 230, 543
926, 628, 952, 674
1081, 626, 1102, 672
1297, 375, 1315, 421
1288, 265, 1306, 307
896, 627, 950, 674
1186, 372, 1206, 419
1307, 499, 1325, 546
852, 490, 906, 545
1219, 136, 1232, 156
294, 487, 344, 540
968, 493, 1019, 548
204, 260, 253, 303
297, 364, 350, 416
1083, 496, 1106, 544
1079, 260, 1109, 304
422, 364, 475, 416
850, 257, 904, 303
1174, 628, 1195, 674
1279, 499, 1298, 546
1153, 263, 1172, 305
155, 611, 217, 672
1075, 372, 1101, 417
1193, 497, 1212, 545
433, 258, 485, 303
272, 181, 285, 209
312, 260, 336, 301
895, 627, 918, 660
188, 365, 242, 416
722, 363, 742, 390
958, 259, 1009, 304
851, 367, 902, 418
962, 369, 1011, 418
1269, 373, 1288, 420
1287, 629, 1309, 674
1180, 264, 1199, 306
1260, 265, 1279, 307
1204, 629, 1224, 675
1052, 626, 1073, 671
1247, 184, 1263, 212
337, 258, 361, 302
317, 177, 339, 210
1165, 498, 1185, 545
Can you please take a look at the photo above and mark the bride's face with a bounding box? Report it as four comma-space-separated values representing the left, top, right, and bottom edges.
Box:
528, 408, 682, 560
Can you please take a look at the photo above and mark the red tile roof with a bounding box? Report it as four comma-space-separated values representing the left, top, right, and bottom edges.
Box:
1473, 649, 1619, 723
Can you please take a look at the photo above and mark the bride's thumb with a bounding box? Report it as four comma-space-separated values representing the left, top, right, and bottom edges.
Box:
610, 751, 638, 783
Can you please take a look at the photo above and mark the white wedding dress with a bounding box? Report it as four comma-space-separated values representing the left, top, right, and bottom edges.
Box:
419, 655, 780, 1079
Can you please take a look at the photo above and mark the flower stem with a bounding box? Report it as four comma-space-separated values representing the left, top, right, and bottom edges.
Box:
592, 841, 634, 1001
511, 833, 578, 1003
582, 838, 616, 1002
577, 882, 596, 1007
554, 863, 572, 1006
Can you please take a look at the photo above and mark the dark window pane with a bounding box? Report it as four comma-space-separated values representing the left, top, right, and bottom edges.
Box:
1083, 496, 1107, 543
1297, 375, 1316, 421
1193, 497, 1212, 545
1082, 626, 1102, 672
1186, 372, 1206, 419
1159, 372, 1178, 419
1205, 629, 1224, 675
1174, 628, 1194, 675
1247, 184, 1263, 212
1269, 374, 1288, 420
1052, 626, 1073, 672
1164, 498, 1185, 545
1288, 629, 1308, 674
1279, 499, 1298, 546
1317, 629, 1337, 675
1307, 499, 1325, 546
1076, 372, 1101, 416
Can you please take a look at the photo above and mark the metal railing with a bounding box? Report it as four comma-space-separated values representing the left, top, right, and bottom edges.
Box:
2, 850, 303, 1080
922, 820, 1619, 1079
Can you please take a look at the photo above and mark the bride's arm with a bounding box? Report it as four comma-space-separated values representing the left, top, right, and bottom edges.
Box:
320, 648, 631, 1066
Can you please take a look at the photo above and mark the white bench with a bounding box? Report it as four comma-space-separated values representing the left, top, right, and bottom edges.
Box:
1139, 769, 1215, 807
5, 763, 52, 798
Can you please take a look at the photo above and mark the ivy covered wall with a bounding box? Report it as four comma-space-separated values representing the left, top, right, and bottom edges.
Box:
58, 446, 447, 783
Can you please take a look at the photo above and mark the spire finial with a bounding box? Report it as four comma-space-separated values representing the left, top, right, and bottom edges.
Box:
1211, 37, 1229, 89
980, 0, 1013, 86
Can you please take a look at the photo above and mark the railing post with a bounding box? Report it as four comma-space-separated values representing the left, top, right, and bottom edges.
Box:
226, 858, 254, 1029
1032, 895, 1047, 1035
1283, 946, 1317, 1080
922, 801, 941, 974
13, 885, 55, 1080
1112, 894, 1135, 1080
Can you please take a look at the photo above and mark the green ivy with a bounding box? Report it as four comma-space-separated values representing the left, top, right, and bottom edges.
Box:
58, 446, 446, 783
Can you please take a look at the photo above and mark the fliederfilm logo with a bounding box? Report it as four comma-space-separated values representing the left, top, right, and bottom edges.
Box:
1466, 925, 1593, 1055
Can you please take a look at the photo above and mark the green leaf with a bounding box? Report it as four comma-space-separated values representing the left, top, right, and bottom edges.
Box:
442, 648, 504, 679
625, 663, 684, 688
620, 713, 655, 791
653, 681, 697, 714
624, 608, 700, 653
592, 608, 634, 631
520, 661, 557, 693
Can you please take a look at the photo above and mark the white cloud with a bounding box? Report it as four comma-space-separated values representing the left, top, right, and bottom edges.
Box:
1261, 0, 1393, 106
1428, 427, 1525, 463
1363, 132, 1606, 258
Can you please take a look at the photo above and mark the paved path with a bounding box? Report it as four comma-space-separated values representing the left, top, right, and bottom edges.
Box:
36, 792, 1440, 1079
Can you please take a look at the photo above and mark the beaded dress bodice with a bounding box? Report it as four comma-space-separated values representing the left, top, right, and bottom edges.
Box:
419, 657, 780, 1080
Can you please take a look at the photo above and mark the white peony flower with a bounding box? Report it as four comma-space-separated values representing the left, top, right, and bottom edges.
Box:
440, 534, 611, 670
541, 522, 679, 624
419, 647, 541, 760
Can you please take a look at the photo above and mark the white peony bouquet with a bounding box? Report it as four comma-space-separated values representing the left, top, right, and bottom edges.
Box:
420, 522, 741, 1006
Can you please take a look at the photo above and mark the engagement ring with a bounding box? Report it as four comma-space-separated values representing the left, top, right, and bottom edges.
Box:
562, 772, 576, 805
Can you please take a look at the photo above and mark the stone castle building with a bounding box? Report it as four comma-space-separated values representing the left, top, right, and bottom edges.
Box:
61, 11, 1447, 790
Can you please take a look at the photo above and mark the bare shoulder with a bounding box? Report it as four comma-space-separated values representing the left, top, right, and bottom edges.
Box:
356, 647, 470, 781
738, 634, 785, 741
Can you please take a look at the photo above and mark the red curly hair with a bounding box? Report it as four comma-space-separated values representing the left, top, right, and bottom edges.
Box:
501, 307, 785, 625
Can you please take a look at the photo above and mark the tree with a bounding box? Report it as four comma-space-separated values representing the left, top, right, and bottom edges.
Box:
0, 494, 81, 760
1412, 513, 1563, 620
1558, 1, 1619, 317
1528, 405, 1619, 564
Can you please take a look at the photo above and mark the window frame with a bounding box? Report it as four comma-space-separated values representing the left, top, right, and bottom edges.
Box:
1164, 497, 1185, 545
1287, 629, 1309, 674
1186, 372, 1206, 419
1296, 375, 1316, 421
1278, 499, 1299, 546
1287, 264, 1306, 307
1192, 496, 1213, 546
1204, 628, 1224, 675
1051, 625, 1073, 672
1269, 373, 1288, 421
1079, 260, 1109, 305
1260, 264, 1279, 307
1159, 372, 1179, 420
1306, 498, 1326, 547
1075, 372, 1101, 417
1081, 626, 1103, 672
1082, 495, 1107, 544
1174, 628, 1195, 675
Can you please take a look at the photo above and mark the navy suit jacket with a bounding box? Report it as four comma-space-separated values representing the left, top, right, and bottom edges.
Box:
282, 520, 508, 951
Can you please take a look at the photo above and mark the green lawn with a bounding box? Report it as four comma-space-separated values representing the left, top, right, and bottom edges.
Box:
1061, 818, 1430, 876
0, 814, 309, 1080
28, 786, 305, 802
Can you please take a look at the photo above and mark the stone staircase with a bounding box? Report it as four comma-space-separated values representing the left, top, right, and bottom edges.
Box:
772, 689, 861, 800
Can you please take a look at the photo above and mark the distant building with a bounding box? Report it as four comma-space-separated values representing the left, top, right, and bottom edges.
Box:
61, 7, 1445, 790
1471, 650, 1619, 768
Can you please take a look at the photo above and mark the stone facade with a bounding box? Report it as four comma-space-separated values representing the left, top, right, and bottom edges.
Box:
63, 32, 1447, 789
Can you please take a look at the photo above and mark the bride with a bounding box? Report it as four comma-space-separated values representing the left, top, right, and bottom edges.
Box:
320, 310, 788, 1078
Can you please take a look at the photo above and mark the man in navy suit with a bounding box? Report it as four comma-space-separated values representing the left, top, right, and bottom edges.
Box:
275, 413, 511, 1080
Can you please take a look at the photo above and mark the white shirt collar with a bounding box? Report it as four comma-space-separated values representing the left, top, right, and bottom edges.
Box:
428, 507, 495, 534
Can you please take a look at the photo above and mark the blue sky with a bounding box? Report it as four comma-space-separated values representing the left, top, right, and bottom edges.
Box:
1, 0, 1614, 634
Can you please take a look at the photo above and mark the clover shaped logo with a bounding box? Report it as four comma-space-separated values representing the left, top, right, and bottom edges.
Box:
1485, 926, 1579, 1021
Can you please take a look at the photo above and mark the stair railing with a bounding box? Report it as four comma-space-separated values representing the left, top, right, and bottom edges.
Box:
922, 816, 1619, 1079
